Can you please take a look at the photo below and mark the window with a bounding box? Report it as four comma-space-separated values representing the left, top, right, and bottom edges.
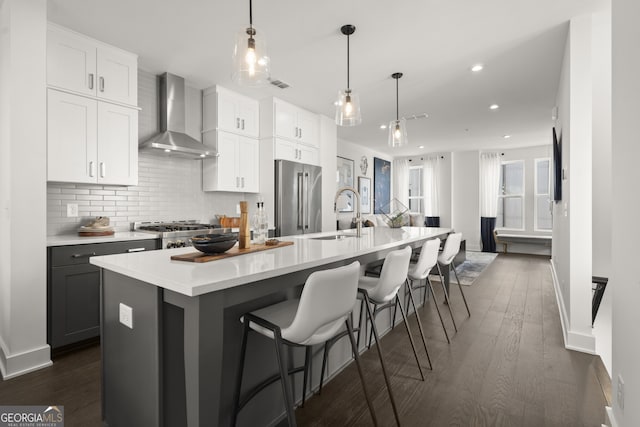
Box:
535, 158, 552, 230
497, 161, 524, 229
408, 166, 423, 213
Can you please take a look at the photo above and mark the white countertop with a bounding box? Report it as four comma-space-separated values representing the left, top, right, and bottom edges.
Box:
47, 231, 161, 247
90, 227, 451, 297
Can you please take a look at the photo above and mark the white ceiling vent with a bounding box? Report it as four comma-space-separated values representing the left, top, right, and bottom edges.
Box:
269, 78, 291, 89
404, 113, 429, 121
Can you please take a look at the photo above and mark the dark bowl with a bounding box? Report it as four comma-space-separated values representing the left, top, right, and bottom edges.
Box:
192, 238, 237, 254
191, 233, 238, 244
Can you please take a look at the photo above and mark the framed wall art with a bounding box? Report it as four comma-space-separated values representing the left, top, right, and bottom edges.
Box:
358, 176, 371, 214
336, 156, 354, 212
373, 157, 391, 214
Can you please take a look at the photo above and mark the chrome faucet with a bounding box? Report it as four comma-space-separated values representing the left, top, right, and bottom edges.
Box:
334, 186, 362, 237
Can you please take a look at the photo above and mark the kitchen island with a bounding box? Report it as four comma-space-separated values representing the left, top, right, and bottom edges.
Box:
91, 226, 452, 427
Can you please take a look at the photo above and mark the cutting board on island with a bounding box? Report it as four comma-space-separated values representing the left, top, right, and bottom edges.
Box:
171, 241, 294, 263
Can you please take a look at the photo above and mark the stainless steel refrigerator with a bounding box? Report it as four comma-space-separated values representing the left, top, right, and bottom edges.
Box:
275, 160, 322, 236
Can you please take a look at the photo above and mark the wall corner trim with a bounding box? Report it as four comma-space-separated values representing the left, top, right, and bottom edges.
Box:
0, 338, 52, 380
549, 259, 596, 354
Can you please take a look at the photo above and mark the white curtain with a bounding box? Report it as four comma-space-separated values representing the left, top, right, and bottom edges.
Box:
479, 152, 500, 217
423, 156, 440, 216
393, 159, 410, 208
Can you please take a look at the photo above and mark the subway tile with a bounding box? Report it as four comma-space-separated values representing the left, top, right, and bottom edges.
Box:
76, 195, 103, 201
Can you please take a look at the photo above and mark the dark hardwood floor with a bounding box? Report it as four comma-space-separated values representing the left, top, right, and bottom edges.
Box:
0, 254, 610, 426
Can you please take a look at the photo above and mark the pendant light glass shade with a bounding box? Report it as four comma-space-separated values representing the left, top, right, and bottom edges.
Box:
336, 89, 362, 126
388, 118, 408, 147
232, 0, 270, 86
335, 25, 361, 126
388, 72, 408, 147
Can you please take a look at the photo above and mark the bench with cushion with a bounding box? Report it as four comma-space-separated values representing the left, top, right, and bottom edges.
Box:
493, 230, 552, 254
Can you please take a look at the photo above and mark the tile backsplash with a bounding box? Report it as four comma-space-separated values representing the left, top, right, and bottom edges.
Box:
47, 152, 259, 235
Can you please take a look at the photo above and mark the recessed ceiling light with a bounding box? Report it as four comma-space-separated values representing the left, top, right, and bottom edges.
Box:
503, 135, 511, 139
489, 104, 499, 110
380, 124, 387, 129
418, 145, 424, 149
164, 149, 171, 153
471, 64, 484, 72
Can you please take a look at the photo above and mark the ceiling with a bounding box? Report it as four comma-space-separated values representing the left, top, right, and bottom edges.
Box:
48, 0, 606, 157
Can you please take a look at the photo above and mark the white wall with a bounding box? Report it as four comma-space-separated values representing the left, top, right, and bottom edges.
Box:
551, 14, 596, 355
0, 0, 51, 379
611, 0, 640, 425
452, 151, 481, 251
336, 139, 392, 228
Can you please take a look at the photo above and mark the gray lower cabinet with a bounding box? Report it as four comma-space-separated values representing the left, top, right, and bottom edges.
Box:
48, 239, 160, 350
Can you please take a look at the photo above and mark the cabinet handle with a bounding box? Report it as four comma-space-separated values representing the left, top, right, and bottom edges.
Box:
241, 119, 245, 130
88, 73, 94, 90
99, 76, 105, 92
72, 252, 96, 258
295, 127, 299, 138
236, 177, 240, 188
89, 161, 96, 177
299, 127, 302, 139
236, 118, 240, 129
100, 162, 106, 178
241, 177, 245, 188
127, 247, 146, 253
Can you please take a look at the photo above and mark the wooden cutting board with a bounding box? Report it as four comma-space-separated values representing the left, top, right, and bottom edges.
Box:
171, 241, 294, 263
78, 230, 115, 236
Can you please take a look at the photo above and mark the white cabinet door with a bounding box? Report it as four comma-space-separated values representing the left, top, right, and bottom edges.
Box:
274, 138, 297, 162
298, 143, 319, 166
47, 26, 97, 97
47, 90, 98, 183
96, 46, 138, 106
237, 137, 259, 192
97, 103, 138, 185
274, 100, 297, 140
297, 109, 319, 147
216, 132, 240, 191
236, 98, 259, 138
215, 89, 239, 134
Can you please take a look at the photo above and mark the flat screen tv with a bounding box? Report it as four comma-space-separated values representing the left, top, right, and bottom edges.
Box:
553, 127, 562, 202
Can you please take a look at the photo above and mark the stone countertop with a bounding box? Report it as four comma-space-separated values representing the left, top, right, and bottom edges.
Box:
47, 231, 161, 247
90, 227, 452, 297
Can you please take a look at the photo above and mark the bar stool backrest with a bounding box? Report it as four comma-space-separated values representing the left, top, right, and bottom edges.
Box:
369, 246, 412, 302
439, 232, 462, 266
284, 261, 360, 346
410, 238, 441, 280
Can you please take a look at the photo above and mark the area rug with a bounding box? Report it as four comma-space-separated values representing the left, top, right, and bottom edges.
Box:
431, 251, 498, 286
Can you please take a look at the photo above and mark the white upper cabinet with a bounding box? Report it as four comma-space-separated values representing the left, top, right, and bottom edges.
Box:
273, 99, 319, 148
203, 86, 259, 138
47, 24, 138, 107
47, 89, 138, 185
202, 130, 259, 193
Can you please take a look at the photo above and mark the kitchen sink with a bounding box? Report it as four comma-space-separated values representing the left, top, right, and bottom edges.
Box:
308, 234, 358, 241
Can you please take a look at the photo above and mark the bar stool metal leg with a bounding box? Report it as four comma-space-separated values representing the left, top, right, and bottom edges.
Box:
437, 263, 458, 332
232, 318, 251, 427
450, 260, 471, 317
405, 279, 433, 369
345, 316, 379, 426
273, 330, 297, 427
301, 346, 312, 407
425, 277, 451, 344
395, 293, 426, 380
361, 290, 401, 426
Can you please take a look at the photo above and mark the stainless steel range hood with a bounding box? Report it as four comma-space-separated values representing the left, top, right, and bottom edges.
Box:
139, 73, 216, 159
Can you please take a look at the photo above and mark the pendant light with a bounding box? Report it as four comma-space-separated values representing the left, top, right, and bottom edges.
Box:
388, 72, 408, 147
335, 25, 362, 126
232, 0, 270, 86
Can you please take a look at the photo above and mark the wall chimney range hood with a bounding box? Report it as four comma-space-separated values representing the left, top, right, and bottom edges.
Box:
139, 73, 216, 159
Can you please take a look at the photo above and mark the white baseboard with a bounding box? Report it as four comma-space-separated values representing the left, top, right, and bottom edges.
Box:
549, 260, 596, 354
0, 335, 52, 380
605, 406, 618, 427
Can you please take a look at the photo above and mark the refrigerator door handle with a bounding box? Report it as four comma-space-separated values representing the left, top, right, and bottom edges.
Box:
304, 172, 310, 229
297, 172, 304, 230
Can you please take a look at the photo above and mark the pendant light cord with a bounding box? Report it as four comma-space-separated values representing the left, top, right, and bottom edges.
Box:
346, 33, 350, 90
249, 0, 253, 29
396, 76, 399, 121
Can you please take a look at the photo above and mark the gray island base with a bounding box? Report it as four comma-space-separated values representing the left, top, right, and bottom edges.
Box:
92, 227, 452, 426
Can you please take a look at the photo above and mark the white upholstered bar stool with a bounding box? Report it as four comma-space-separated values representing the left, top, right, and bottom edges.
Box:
406, 238, 453, 343
357, 246, 432, 425
231, 261, 377, 427
437, 232, 471, 318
